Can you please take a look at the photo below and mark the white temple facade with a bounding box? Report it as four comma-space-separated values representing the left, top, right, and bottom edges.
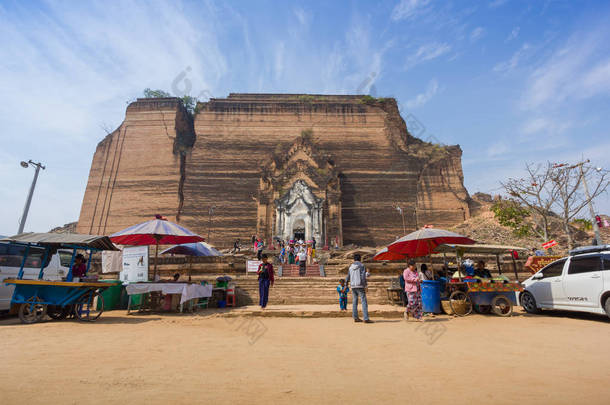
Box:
275, 180, 324, 242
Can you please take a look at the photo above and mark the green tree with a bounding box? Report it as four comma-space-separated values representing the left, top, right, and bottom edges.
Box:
572, 218, 592, 231
142, 89, 198, 114
143, 88, 171, 98
180, 95, 197, 114
491, 199, 532, 237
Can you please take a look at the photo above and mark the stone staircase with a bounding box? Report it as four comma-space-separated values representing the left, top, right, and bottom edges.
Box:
279, 264, 322, 277
225, 275, 393, 306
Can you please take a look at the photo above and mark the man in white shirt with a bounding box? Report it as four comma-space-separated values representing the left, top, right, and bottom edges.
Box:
297, 248, 307, 276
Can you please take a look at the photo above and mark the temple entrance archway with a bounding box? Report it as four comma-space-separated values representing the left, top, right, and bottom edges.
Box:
293, 218, 306, 241
276, 180, 321, 242
257, 131, 344, 247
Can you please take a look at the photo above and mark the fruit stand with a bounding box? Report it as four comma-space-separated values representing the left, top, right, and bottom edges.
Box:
434, 244, 527, 317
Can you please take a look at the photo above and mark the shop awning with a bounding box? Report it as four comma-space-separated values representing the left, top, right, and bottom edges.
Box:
1, 232, 119, 251
434, 243, 528, 255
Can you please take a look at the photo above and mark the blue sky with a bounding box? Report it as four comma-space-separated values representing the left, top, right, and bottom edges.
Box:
1, 0, 609, 235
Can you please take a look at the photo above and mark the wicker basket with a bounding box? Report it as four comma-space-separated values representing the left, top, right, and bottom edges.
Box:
441, 300, 453, 315
441, 299, 470, 315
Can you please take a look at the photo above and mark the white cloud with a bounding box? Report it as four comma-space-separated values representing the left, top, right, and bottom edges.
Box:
506, 26, 520, 42
486, 141, 510, 158
274, 41, 286, 80
520, 117, 572, 136
493, 43, 530, 73
405, 43, 451, 69
521, 28, 610, 109
580, 58, 610, 97
470, 27, 485, 42
406, 79, 439, 108
391, 0, 431, 21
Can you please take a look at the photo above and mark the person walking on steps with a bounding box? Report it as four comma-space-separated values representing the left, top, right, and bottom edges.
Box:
297, 247, 307, 276
256, 239, 265, 260
345, 253, 373, 323
257, 254, 274, 309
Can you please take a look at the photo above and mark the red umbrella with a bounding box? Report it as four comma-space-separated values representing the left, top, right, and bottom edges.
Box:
373, 247, 407, 261
110, 215, 205, 280
387, 227, 475, 258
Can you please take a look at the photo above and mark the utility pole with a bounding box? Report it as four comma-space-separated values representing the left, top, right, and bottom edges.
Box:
18, 160, 45, 234
558, 159, 603, 245
579, 163, 602, 245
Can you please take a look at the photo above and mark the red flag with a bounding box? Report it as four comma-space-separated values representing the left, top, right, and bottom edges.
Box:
542, 240, 558, 249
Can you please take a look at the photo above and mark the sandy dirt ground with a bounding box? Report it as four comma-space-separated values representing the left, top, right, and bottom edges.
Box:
1, 307, 609, 405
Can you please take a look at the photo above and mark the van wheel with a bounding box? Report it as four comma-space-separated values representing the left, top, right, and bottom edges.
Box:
604, 298, 610, 319
521, 291, 540, 314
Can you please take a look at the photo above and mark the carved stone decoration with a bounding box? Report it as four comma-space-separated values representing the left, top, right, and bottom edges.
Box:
256, 132, 342, 246
275, 180, 324, 242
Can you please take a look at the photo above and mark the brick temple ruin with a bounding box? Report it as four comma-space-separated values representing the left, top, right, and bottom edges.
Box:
76, 94, 471, 248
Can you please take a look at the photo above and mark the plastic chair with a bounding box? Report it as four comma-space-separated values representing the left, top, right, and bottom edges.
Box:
192, 297, 209, 311
226, 287, 236, 307
187, 281, 210, 312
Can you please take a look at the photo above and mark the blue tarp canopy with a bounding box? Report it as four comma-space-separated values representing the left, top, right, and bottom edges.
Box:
160, 242, 222, 257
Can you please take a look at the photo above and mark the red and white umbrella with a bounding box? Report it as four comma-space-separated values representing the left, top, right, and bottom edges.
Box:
386, 227, 475, 258
110, 215, 204, 280
373, 247, 407, 261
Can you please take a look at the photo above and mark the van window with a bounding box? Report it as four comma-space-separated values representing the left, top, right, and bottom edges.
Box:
58, 251, 74, 267
540, 259, 565, 278
602, 254, 610, 271
568, 255, 601, 275
0, 244, 45, 268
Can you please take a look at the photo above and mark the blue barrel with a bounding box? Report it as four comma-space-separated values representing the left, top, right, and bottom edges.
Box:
421, 280, 442, 314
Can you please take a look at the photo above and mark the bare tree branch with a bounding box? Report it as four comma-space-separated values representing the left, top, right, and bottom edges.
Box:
500, 162, 559, 242
550, 161, 610, 249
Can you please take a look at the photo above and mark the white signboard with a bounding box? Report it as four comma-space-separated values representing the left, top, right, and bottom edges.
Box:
247, 260, 261, 273
120, 246, 149, 282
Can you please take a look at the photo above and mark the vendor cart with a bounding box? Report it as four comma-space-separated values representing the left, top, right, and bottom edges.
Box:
434, 244, 527, 317
1, 233, 119, 324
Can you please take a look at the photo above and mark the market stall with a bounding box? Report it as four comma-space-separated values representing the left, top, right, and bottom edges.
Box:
433, 243, 528, 317
1, 232, 120, 323
374, 227, 476, 308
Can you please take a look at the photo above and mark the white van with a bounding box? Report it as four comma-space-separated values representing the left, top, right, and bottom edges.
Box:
520, 245, 610, 318
0, 242, 71, 312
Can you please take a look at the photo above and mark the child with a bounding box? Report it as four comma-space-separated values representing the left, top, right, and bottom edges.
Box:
336, 279, 349, 311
